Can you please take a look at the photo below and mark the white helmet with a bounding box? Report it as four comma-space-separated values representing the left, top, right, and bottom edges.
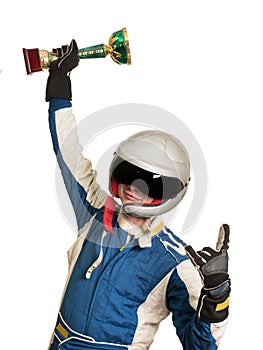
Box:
109, 130, 190, 217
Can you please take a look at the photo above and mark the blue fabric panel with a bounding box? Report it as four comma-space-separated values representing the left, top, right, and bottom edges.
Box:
59, 339, 128, 350
50, 336, 59, 350
167, 269, 217, 349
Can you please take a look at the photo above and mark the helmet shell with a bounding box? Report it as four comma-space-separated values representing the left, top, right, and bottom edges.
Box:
109, 130, 191, 217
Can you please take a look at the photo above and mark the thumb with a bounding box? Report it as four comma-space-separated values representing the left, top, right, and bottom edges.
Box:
70, 39, 78, 55
216, 224, 230, 252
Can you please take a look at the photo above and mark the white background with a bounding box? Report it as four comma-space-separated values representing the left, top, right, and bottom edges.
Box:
1, 1, 263, 349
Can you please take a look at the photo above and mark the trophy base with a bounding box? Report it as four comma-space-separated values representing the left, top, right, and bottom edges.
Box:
23, 48, 42, 75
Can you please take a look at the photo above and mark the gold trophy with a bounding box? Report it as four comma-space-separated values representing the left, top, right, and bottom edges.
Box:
23, 28, 131, 75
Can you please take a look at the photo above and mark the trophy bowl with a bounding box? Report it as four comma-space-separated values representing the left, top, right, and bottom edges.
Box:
23, 28, 131, 75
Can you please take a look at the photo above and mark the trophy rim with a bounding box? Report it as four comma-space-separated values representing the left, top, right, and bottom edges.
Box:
122, 27, 131, 65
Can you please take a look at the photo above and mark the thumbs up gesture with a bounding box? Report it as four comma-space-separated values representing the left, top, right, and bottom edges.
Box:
185, 224, 231, 323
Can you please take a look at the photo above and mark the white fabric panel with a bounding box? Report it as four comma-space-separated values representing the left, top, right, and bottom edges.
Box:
55, 107, 108, 209
128, 270, 173, 350
176, 259, 203, 310
211, 319, 228, 347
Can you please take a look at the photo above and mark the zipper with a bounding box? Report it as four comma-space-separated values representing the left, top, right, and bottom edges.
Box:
84, 244, 131, 334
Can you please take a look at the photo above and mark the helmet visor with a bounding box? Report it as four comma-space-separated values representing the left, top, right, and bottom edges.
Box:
111, 156, 184, 200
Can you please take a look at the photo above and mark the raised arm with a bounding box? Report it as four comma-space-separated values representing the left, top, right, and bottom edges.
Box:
46, 40, 108, 231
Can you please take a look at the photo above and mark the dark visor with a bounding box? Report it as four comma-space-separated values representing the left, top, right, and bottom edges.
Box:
111, 156, 184, 200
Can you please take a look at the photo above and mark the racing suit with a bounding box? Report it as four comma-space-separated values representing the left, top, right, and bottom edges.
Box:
48, 98, 228, 350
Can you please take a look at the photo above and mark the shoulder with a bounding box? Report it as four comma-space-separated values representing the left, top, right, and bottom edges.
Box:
155, 226, 189, 264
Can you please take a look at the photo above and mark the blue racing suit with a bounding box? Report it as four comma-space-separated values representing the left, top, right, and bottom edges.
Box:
48, 98, 228, 350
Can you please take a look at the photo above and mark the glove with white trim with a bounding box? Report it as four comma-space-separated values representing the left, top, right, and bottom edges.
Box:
185, 224, 231, 323
46, 39, 79, 101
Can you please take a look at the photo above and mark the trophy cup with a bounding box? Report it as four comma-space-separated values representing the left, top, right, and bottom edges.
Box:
23, 28, 131, 75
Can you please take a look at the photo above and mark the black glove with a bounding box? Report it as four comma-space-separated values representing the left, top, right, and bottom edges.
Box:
185, 224, 231, 323
45, 39, 79, 101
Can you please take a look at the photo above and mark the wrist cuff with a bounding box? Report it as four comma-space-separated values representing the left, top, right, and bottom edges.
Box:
198, 287, 230, 323
205, 280, 231, 298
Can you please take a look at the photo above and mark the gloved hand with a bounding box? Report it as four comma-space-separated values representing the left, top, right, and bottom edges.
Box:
185, 224, 231, 323
45, 39, 79, 101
